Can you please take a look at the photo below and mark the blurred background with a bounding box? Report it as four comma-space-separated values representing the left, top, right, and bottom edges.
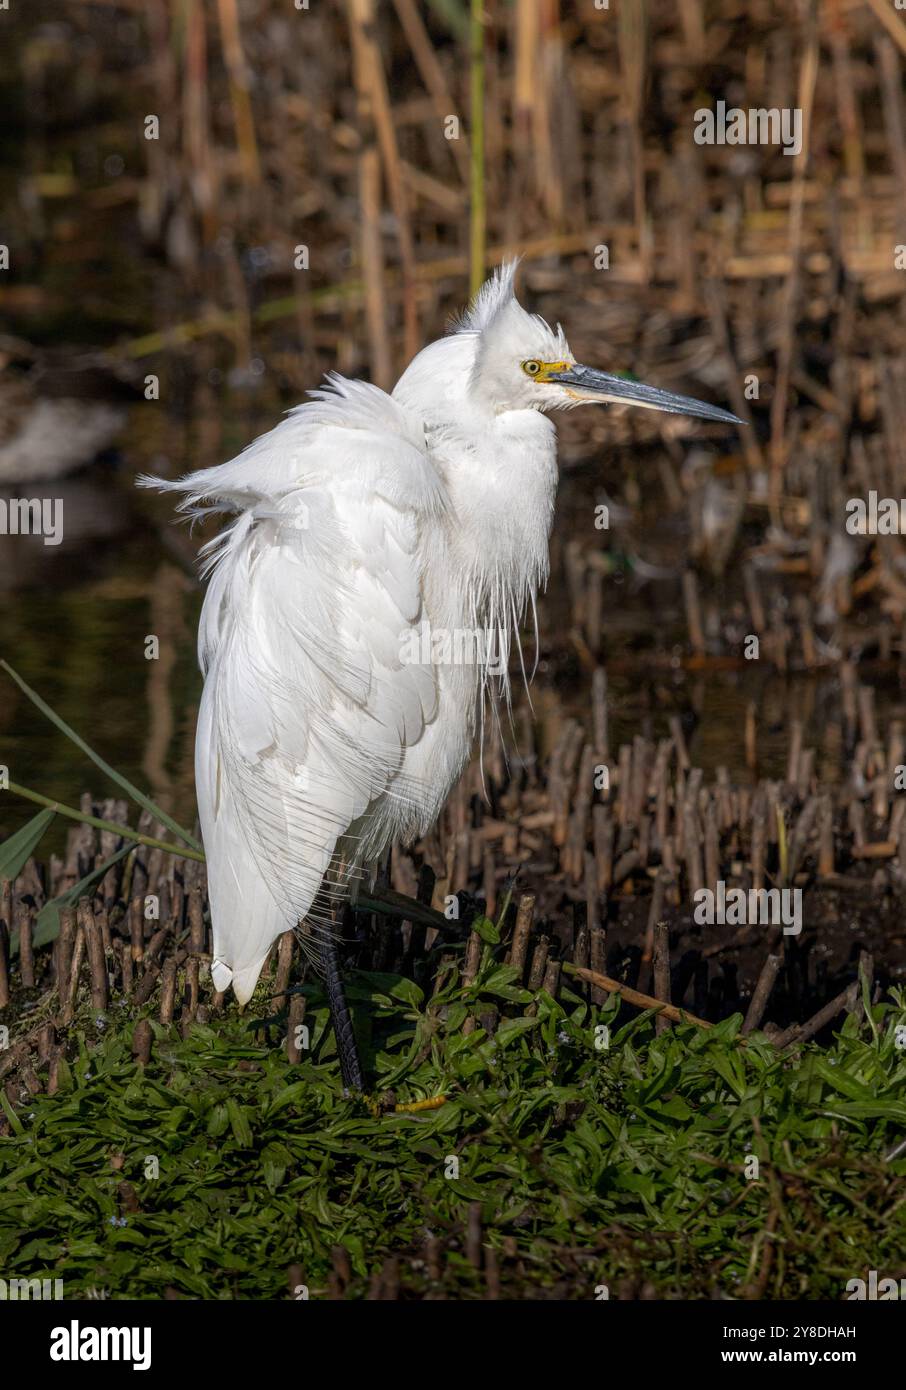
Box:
1, 0, 906, 861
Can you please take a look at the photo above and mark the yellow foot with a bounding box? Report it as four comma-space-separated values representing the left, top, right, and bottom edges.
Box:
365, 1092, 448, 1117
393, 1095, 447, 1114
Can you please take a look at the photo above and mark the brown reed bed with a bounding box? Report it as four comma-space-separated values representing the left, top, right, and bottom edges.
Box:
2, 649, 903, 1124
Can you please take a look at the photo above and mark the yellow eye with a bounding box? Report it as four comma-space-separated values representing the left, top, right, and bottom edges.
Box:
522, 359, 542, 376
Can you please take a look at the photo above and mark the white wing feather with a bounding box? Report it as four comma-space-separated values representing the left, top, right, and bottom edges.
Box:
142, 379, 444, 1003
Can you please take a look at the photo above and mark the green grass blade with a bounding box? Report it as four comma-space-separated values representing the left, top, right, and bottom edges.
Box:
25, 844, 135, 955
0, 659, 201, 852
0, 807, 55, 881
5, 780, 204, 863
0, 1089, 24, 1135
426, 0, 468, 40
355, 887, 449, 933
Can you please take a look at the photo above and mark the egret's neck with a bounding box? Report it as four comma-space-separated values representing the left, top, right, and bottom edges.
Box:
426, 407, 558, 633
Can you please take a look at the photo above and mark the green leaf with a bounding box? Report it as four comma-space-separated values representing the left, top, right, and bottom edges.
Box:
352, 971, 424, 1007
709, 1048, 746, 1100
812, 1059, 876, 1104
25, 844, 133, 955
471, 915, 500, 945
260, 1142, 292, 1194
639, 1055, 678, 1106
657, 1095, 693, 1121
0, 1090, 24, 1135
225, 1099, 253, 1147
0, 808, 55, 883
493, 1016, 539, 1048
477, 964, 523, 996
54, 1055, 73, 1092
615, 1171, 657, 1202
206, 1103, 229, 1138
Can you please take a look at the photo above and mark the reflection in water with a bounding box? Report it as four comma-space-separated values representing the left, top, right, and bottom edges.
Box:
0, 476, 129, 590
0, 395, 125, 485
0, 460, 202, 851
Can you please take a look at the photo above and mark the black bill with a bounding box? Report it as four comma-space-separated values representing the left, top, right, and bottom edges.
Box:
548, 364, 743, 425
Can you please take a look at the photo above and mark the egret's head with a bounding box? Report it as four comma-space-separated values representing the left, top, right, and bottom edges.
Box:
461, 261, 740, 426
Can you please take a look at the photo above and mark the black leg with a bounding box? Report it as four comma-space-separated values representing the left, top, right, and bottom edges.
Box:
321, 932, 364, 1091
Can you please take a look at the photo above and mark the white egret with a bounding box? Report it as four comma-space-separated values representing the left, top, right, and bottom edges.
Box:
143, 262, 740, 1087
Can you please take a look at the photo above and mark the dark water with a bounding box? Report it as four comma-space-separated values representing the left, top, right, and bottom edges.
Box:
0, 5, 269, 848
0, 499, 203, 850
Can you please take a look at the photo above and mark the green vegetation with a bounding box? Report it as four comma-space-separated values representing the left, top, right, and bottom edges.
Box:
2, 960, 904, 1300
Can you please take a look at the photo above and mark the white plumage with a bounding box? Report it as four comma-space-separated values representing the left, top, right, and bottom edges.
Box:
142, 262, 738, 1005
